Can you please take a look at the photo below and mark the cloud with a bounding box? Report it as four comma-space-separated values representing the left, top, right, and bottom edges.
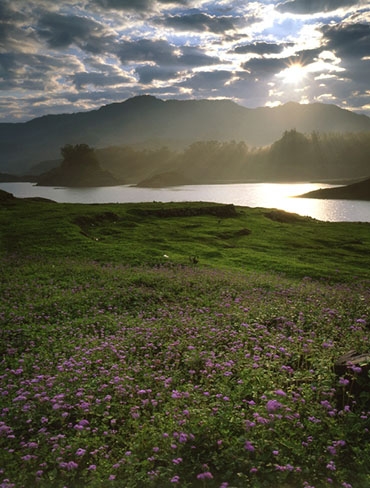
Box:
90, 0, 190, 11
0, 51, 83, 91
180, 45, 221, 67
91, 0, 150, 9
0, 0, 370, 122
179, 70, 234, 90
161, 13, 237, 33
315, 22, 370, 106
72, 71, 132, 89
242, 56, 295, 77
36, 12, 114, 53
116, 39, 220, 67
321, 23, 370, 58
135, 65, 180, 83
276, 0, 362, 14
0, 0, 38, 52
233, 42, 287, 55
116, 39, 176, 64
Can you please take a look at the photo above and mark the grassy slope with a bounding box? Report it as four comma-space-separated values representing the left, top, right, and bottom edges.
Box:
1, 196, 370, 488
1, 197, 370, 282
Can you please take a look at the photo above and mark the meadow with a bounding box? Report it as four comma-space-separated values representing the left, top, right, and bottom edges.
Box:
1, 194, 370, 487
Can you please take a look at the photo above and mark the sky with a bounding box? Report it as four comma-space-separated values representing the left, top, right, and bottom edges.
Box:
0, 0, 369, 123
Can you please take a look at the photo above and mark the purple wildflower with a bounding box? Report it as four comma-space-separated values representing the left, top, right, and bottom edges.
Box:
266, 399, 283, 412
197, 472, 213, 480
244, 440, 255, 452
274, 389, 286, 396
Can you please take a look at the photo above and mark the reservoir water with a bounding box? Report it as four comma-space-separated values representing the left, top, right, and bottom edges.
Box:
1, 181, 369, 222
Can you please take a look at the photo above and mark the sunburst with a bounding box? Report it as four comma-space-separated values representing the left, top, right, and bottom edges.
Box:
277, 62, 307, 85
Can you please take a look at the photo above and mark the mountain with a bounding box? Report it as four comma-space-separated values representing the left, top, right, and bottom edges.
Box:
299, 177, 370, 201
1, 96, 370, 174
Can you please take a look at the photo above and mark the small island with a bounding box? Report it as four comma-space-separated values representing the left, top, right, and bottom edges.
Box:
299, 176, 370, 201
36, 143, 120, 187
136, 171, 195, 188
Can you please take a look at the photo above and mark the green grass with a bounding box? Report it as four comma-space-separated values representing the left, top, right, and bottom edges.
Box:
1, 199, 370, 281
1, 197, 370, 488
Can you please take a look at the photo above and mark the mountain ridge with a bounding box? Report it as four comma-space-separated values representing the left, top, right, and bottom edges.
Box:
1, 96, 370, 174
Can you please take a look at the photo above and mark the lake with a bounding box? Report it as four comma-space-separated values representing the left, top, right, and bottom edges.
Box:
1, 181, 369, 222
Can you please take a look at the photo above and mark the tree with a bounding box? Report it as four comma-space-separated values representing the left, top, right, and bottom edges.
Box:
60, 144, 99, 170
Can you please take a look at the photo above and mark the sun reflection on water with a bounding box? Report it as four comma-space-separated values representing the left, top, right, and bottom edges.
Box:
0, 181, 369, 222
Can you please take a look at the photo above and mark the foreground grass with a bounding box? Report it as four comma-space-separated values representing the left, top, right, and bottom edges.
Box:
1, 198, 370, 487
1, 197, 370, 281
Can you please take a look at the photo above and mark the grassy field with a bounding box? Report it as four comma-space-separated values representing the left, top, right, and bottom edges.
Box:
1, 195, 370, 281
1, 194, 370, 487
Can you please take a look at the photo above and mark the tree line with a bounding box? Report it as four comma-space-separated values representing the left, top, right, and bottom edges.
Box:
57, 131, 370, 184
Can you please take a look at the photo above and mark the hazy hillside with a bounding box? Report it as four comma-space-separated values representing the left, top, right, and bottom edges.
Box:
95, 131, 370, 186
299, 176, 370, 200
1, 96, 370, 174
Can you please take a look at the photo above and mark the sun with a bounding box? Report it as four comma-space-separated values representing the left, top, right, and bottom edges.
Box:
277, 62, 307, 85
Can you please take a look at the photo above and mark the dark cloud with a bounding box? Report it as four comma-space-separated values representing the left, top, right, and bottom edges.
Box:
92, 0, 149, 9
318, 24, 370, 95
158, 0, 189, 3
293, 47, 324, 64
117, 39, 176, 64
276, 0, 360, 14
162, 13, 237, 33
0, 0, 35, 51
72, 72, 131, 89
0, 0, 369, 122
241, 46, 324, 79
321, 23, 370, 58
135, 65, 179, 83
0, 53, 14, 77
0, 51, 80, 90
241, 56, 293, 76
0, 0, 29, 25
180, 46, 221, 67
91, 0, 189, 11
233, 42, 286, 55
179, 70, 234, 90
37, 12, 113, 53
116, 39, 220, 67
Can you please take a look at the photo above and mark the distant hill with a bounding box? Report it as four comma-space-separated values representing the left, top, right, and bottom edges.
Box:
299, 177, 370, 201
136, 171, 195, 187
1, 96, 370, 174
0, 172, 24, 182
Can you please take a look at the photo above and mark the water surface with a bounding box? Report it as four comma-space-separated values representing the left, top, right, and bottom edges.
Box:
1, 182, 369, 222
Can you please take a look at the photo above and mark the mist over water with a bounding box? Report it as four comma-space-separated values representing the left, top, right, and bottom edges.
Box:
1, 182, 369, 222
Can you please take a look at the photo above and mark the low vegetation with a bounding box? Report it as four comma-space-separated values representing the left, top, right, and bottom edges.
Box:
1, 195, 370, 487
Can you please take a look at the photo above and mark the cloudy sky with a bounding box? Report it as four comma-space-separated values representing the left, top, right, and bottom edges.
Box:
1, 0, 369, 122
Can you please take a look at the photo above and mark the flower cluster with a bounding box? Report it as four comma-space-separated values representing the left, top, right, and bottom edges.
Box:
1, 257, 369, 487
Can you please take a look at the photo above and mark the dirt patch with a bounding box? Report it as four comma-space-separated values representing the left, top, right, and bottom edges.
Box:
74, 211, 119, 228
131, 204, 237, 219
218, 228, 251, 239
264, 209, 306, 224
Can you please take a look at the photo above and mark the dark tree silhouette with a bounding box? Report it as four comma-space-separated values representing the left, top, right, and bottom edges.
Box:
36, 143, 119, 187
60, 144, 99, 170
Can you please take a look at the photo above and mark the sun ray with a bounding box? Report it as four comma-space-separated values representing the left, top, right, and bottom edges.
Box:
276, 62, 307, 85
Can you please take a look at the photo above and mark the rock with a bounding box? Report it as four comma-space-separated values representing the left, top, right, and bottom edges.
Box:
334, 350, 370, 409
